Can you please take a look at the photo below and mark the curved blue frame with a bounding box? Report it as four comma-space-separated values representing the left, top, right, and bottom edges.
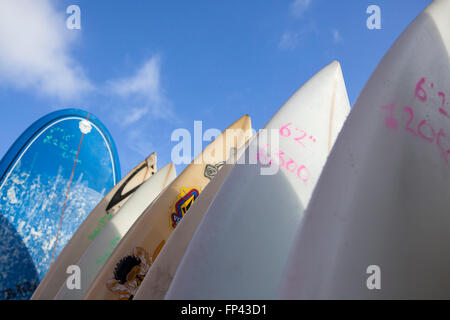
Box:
0, 108, 121, 185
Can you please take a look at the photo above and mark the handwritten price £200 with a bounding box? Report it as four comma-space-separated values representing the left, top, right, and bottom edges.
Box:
381, 77, 450, 164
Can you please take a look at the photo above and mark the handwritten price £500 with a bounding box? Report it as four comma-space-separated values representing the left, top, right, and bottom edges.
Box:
257, 144, 310, 184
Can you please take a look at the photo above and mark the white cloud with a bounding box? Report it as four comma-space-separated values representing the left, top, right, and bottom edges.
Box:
122, 107, 149, 127
126, 128, 157, 158
280, 1, 317, 50
110, 57, 161, 101
278, 23, 318, 51
332, 29, 342, 43
108, 55, 173, 124
279, 31, 301, 50
291, 0, 311, 18
0, 0, 92, 101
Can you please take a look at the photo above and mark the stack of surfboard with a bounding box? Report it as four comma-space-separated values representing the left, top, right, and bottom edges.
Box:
33, 115, 253, 300
164, 61, 350, 299
32, 153, 160, 299
80, 115, 252, 300
279, 0, 450, 299
35, 57, 350, 300
31, 0, 450, 300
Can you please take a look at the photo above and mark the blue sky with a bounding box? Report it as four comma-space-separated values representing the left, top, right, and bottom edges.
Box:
0, 0, 432, 176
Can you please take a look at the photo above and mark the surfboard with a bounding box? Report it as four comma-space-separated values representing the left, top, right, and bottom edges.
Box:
83, 115, 252, 300
279, 0, 450, 299
134, 143, 249, 300
165, 61, 350, 299
32, 153, 157, 300
0, 109, 120, 300
53, 162, 176, 300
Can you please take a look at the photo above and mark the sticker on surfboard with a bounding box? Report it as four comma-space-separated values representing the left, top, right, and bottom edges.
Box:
106, 241, 165, 300
105, 162, 156, 215
204, 162, 225, 180
203, 147, 238, 180
170, 188, 201, 229
88, 161, 156, 241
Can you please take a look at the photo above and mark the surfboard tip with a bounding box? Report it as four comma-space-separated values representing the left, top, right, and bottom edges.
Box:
232, 114, 252, 130
328, 60, 343, 73
146, 152, 156, 161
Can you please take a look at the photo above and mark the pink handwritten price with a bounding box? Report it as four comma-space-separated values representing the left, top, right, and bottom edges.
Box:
415, 77, 450, 119
257, 144, 310, 184
381, 101, 450, 164
279, 123, 316, 148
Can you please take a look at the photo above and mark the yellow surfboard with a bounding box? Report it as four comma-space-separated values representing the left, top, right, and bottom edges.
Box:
133, 145, 247, 299
83, 115, 252, 300
32, 153, 156, 300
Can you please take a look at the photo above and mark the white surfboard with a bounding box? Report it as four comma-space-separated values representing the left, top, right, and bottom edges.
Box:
32, 153, 157, 300
134, 144, 249, 300
54, 163, 176, 300
83, 115, 252, 300
279, 0, 450, 299
165, 61, 351, 299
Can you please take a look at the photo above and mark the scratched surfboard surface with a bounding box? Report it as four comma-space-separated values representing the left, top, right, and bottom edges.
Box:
0, 109, 120, 300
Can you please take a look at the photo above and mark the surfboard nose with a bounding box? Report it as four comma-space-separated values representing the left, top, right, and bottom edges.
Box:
231, 114, 252, 132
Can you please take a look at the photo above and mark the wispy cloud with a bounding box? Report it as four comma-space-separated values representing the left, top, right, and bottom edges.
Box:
0, 0, 174, 172
278, 23, 318, 51
110, 57, 161, 102
0, 0, 92, 101
122, 107, 149, 127
126, 128, 157, 158
278, 31, 303, 50
279, 0, 317, 50
108, 55, 173, 124
290, 0, 312, 18
332, 29, 342, 44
